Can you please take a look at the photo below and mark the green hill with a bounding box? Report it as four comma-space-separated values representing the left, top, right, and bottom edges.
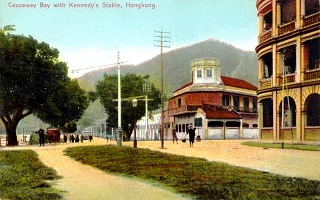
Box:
77, 38, 258, 96
1, 39, 258, 134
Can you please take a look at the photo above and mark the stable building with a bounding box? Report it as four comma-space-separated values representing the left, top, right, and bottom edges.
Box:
167, 58, 259, 140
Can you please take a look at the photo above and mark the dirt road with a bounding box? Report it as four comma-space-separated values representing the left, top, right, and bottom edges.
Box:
2, 138, 319, 200
128, 140, 320, 181
1, 139, 189, 200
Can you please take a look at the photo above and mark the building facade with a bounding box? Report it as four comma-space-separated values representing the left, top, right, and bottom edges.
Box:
256, 0, 320, 141
136, 113, 161, 141
166, 58, 259, 140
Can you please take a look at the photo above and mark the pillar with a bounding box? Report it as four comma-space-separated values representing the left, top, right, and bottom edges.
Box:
258, 59, 264, 80
258, 102, 263, 140
273, 0, 279, 36
239, 119, 243, 139
296, 0, 302, 28
296, 38, 301, 83
274, 46, 281, 86
276, 0, 281, 26
301, 0, 305, 19
273, 91, 279, 142
259, 14, 264, 35
301, 43, 309, 81
301, 110, 306, 141
296, 88, 302, 142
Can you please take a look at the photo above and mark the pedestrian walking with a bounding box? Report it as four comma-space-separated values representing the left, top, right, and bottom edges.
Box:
89, 135, 93, 142
187, 126, 196, 147
71, 134, 75, 143
81, 135, 84, 143
172, 128, 178, 144
35, 128, 45, 146
63, 134, 67, 143
75, 134, 79, 143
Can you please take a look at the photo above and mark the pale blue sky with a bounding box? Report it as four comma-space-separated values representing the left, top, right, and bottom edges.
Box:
1, 0, 257, 77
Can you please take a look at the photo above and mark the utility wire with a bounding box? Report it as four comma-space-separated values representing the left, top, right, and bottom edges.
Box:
71, 61, 128, 73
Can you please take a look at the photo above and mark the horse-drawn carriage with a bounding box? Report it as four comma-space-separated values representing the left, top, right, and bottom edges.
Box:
47, 128, 61, 143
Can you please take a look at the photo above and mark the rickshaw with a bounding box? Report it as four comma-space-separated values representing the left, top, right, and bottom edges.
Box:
47, 128, 61, 143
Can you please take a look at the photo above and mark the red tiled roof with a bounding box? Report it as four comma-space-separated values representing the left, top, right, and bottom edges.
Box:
173, 81, 193, 93
205, 109, 242, 119
221, 76, 257, 90
173, 76, 257, 93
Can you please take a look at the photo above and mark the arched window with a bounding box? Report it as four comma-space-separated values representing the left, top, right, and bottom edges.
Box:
306, 94, 320, 126
279, 96, 296, 127
261, 98, 273, 127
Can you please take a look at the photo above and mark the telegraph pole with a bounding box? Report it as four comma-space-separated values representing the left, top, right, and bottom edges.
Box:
117, 51, 122, 146
154, 30, 170, 149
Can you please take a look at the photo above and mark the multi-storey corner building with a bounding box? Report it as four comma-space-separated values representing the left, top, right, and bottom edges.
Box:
256, 0, 320, 141
167, 58, 259, 140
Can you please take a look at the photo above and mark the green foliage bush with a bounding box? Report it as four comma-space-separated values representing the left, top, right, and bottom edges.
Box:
0, 150, 62, 199
65, 145, 320, 199
29, 133, 48, 145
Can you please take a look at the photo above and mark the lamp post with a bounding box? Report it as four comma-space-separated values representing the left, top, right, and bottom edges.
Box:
143, 82, 151, 139
132, 98, 137, 148
117, 51, 122, 146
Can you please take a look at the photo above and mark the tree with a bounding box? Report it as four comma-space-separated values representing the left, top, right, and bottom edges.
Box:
96, 73, 161, 140
62, 120, 77, 133
0, 26, 89, 146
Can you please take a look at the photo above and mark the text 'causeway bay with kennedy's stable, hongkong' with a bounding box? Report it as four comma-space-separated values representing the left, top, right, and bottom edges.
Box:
7, 2, 157, 9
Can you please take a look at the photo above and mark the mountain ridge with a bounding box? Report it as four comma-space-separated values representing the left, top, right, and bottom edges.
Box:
77, 38, 258, 97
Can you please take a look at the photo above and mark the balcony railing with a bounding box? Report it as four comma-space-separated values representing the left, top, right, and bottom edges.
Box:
305, 68, 320, 80
278, 21, 295, 35
168, 105, 200, 115
259, 30, 272, 43
278, 74, 296, 85
232, 106, 258, 114
259, 78, 272, 89
168, 106, 187, 115
304, 12, 320, 27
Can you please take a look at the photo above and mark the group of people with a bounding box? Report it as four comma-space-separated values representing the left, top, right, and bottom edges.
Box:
172, 126, 197, 147
64, 134, 93, 143
35, 128, 94, 146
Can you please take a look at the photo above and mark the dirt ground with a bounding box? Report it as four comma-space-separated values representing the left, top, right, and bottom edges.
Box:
1, 139, 189, 200
1, 138, 320, 200
129, 140, 320, 181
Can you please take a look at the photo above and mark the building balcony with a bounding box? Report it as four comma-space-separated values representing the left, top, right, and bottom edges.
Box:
278, 74, 296, 85
278, 21, 295, 36
259, 30, 272, 43
233, 106, 258, 114
168, 105, 199, 116
304, 68, 320, 81
259, 78, 272, 90
303, 12, 320, 27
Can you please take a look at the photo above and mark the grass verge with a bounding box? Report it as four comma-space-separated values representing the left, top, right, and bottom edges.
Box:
0, 150, 62, 200
242, 141, 320, 151
64, 145, 320, 199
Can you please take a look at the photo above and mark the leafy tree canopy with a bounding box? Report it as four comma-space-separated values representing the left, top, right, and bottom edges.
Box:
95, 73, 161, 140
0, 25, 90, 145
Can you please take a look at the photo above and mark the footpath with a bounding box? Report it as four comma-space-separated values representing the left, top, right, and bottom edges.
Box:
1, 139, 188, 200
1, 138, 320, 200
129, 140, 320, 181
